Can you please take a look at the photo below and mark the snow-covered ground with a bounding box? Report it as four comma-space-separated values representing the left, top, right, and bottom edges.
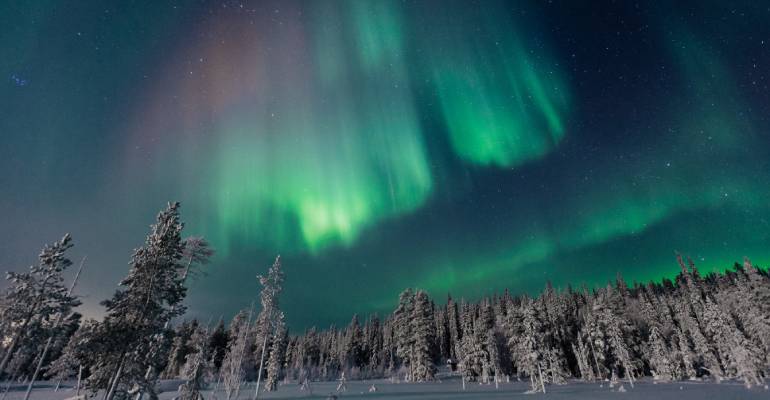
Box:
4, 377, 769, 400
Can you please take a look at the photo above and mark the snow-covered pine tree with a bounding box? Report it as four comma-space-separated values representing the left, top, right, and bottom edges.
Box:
673, 300, 722, 380
434, 307, 450, 363
734, 258, 770, 364
178, 324, 211, 400
254, 255, 284, 399
264, 314, 287, 391
600, 300, 637, 387
45, 319, 95, 384
446, 295, 461, 363
582, 301, 609, 381
410, 290, 436, 382
0, 234, 81, 377
342, 314, 364, 372
85, 203, 187, 400
458, 301, 481, 382
517, 299, 545, 393
647, 325, 675, 381
365, 314, 383, 374
392, 289, 414, 380
670, 326, 696, 380
220, 308, 253, 400
163, 320, 199, 379
573, 333, 595, 381
700, 296, 764, 387
474, 300, 494, 383
207, 319, 229, 375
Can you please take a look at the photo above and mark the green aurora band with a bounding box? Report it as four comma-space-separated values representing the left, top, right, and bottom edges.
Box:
200, 0, 571, 253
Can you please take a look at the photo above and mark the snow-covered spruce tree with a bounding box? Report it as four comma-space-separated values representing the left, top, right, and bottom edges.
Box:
178, 324, 211, 400
208, 319, 229, 375
85, 203, 187, 400
647, 325, 675, 381
254, 255, 284, 399
670, 326, 697, 380
457, 302, 478, 382
518, 299, 546, 393
673, 300, 722, 379
365, 314, 383, 375
446, 295, 461, 363
163, 320, 199, 379
434, 308, 450, 363
410, 290, 436, 382
220, 308, 253, 400
474, 300, 494, 384
582, 300, 610, 380
137, 236, 214, 400
45, 319, 95, 384
342, 314, 364, 373
700, 296, 764, 387
600, 300, 637, 387
264, 314, 287, 391
573, 333, 596, 381
392, 288, 414, 380
733, 258, 770, 364
0, 234, 81, 377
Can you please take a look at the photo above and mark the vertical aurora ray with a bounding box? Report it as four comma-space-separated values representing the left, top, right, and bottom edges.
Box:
197, 1, 432, 253
418, 0, 570, 167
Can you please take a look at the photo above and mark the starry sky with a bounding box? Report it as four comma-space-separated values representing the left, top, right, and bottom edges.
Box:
1, 0, 769, 329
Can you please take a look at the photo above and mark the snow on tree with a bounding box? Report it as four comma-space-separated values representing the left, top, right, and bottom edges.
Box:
516, 300, 545, 393
364, 314, 383, 374
45, 319, 95, 383
220, 308, 253, 400
178, 324, 211, 400
392, 288, 414, 380
573, 333, 596, 381
84, 203, 188, 400
410, 290, 436, 382
0, 234, 81, 377
207, 319, 229, 375
264, 314, 287, 391
163, 320, 199, 379
341, 314, 364, 372
599, 298, 637, 387
254, 255, 284, 399
647, 325, 675, 381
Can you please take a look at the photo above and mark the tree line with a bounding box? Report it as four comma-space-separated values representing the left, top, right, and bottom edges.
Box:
1, 202, 769, 399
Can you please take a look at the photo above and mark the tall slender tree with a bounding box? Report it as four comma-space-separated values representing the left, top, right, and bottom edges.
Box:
254, 256, 284, 399
0, 234, 80, 377
85, 203, 187, 400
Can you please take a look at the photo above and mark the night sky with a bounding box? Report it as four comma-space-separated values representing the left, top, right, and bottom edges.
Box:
1, 0, 769, 330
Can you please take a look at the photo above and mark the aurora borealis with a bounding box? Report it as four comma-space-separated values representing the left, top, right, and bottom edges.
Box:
1, 1, 769, 329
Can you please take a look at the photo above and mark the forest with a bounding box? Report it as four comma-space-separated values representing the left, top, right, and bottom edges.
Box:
1, 203, 769, 400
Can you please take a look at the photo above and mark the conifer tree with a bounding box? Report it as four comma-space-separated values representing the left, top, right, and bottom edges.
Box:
86, 203, 187, 400
178, 325, 211, 400
254, 256, 284, 399
410, 291, 436, 382
208, 319, 229, 375
264, 316, 287, 391
220, 308, 253, 400
0, 234, 80, 376
392, 289, 414, 380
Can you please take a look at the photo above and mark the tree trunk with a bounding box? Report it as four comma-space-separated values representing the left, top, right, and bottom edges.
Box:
253, 333, 269, 400
537, 362, 546, 394
76, 365, 83, 396
105, 356, 125, 400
